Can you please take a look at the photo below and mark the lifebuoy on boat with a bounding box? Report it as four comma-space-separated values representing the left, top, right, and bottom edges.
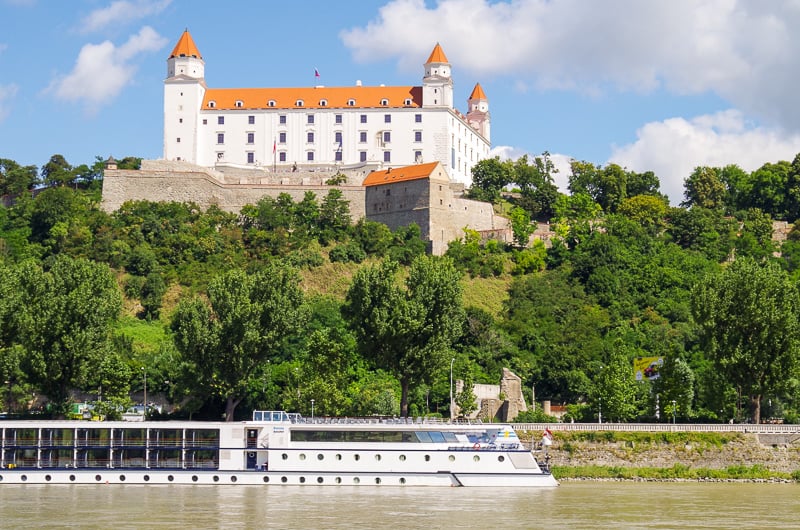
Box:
473, 443, 481, 450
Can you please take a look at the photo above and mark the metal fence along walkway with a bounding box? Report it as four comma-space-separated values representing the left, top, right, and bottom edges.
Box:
512, 422, 800, 434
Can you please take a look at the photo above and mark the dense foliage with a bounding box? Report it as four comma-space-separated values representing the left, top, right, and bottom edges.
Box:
3, 151, 800, 423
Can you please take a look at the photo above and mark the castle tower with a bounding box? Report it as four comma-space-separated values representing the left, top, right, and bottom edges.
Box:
466, 83, 490, 141
164, 29, 206, 163
422, 43, 453, 108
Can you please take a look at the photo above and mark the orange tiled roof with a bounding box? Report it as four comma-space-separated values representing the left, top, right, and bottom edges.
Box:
469, 83, 487, 100
426, 43, 449, 64
202, 86, 422, 110
169, 30, 202, 59
363, 162, 441, 186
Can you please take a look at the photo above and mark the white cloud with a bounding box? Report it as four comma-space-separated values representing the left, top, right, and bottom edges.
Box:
48, 26, 167, 111
0, 83, 19, 122
341, 0, 800, 130
610, 110, 800, 205
81, 0, 172, 33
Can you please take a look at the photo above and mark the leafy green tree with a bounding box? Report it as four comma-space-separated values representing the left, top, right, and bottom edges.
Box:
0, 159, 38, 196
617, 194, 668, 232
568, 161, 628, 213
171, 264, 307, 420
0, 256, 122, 414
510, 206, 534, 248
318, 189, 351, 244
455, 372, 478, 417
343, 256, 464, 417
691, 258, 800, 423
41, 154, 75, 187
592, 348, 641, 422
651, 356, 695, 421
513, 153, 560, 219
387, 223, 427, 265
468, 157, 512, 202
683, 166, 726, 210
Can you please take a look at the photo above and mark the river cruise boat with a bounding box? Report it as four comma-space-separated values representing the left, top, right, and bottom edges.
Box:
0, 411, 557, 487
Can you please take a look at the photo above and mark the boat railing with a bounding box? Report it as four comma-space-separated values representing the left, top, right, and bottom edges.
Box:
252, 410, 486, 426
448, 442, 521, 451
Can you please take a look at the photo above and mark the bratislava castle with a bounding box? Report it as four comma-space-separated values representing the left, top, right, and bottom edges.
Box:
163, 30, 491, 184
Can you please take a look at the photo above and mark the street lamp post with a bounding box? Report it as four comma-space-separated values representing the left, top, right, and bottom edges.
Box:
598, 398, 603, 424
311, 399, 315, 419
672, 399, 677, 424
449, 358, 455, 420
142, 368, 147, 421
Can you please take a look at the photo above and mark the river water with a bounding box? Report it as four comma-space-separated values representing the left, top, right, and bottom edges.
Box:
1, 482, 797, 528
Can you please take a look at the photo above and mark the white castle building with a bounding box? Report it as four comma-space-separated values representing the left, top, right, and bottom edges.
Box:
163, 30, 491, 184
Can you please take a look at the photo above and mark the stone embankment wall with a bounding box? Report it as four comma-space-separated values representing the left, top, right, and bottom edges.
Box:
518, 431, 800, 473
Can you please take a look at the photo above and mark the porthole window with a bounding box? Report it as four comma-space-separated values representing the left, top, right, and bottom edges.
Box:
299, 477, 306, 484
399, 455, 406, 461
299, 453, 306, 461
354, 454, 360, 461
119, 475, 126, 481
375, 477, 381, 484
375, 454, 382, 461
263, 476, 270, 483
473, 455, 480, 462
168, 475, 174, 482
335, 477, 342, 484
213, 476, 219, 482
69, 475, 76, 482
317, 477, 324, 484
144, 475, 150, 482
424, 455, 431, 462
317, 454, 324, 461
21, 475, 28, 482
231, 476, 238, 483
95, 475, 102, 482
282, 453, 288, 460
45, 475, 52, 482
400, 477, 406, 484
192, 476, 198, 482
449, 455, 456, 462
498, 456, 505, 462
281, 476, 288, 483
335, 454, 342, 460
353, 477, 360, 484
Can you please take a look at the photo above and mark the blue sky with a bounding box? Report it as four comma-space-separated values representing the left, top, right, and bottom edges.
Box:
2, 0, 800, 203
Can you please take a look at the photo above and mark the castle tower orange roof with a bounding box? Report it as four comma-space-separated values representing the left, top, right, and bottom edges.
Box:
169, 29, 202, 59
425, 43, 449, 64
469, 83, 487, 100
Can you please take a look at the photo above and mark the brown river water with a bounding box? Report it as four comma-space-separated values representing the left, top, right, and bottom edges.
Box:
1, 482, 797, 529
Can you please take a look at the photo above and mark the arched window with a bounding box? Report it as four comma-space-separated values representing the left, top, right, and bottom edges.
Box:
380, 98, 389, 106
319, 99, 328, 106
347, 99, 356, 107
235, 100, 243, 108
207, 101, 216, 108
296, 99, 304, 107
268, 100, 276, 107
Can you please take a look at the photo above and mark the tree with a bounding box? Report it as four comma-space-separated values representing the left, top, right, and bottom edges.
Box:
592, 348, 641, 422
0, 158, 38, 196
41, 154, 75, 187
468, 157, 512, 202
691, 258, 800, 423
0, 256, 122, 414
509, 206, 534, 248
171, 264, 307, 420
343, 256, 464, 417
683, 166, 726, 210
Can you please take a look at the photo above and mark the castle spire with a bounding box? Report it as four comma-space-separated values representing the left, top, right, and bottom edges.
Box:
425, 42, 449, 64
169, 29, 202, 60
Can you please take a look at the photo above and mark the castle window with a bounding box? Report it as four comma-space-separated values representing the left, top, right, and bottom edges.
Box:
384, 114, 391, 123
235, 100, 243, 108
279, 115, 286, 124
176, 137, 181, 143
415, 114, 422, 123
279, 132, 286, 143
360, 151, 367, 162
415, 151, 422, 162
307, 114, 315, 124
296, 99, 304, 107
360, 114, 367, 123
208, 101, 216, 108
268, 100, 276, 107
415, 131, 422, 142
307, 132, 315, 143
247, 132, 254, 144
348, 99, 356, 106
248, 115, 255, 124
380, 98, 389, 106
279, 152, 287, 162
384, 151, 391, 162
319, 99, 328, 106
217, 133, 224, 144
307, 151, 315, 161
335, 151, 342, 162
359, 131, 367, 143
203, 119, 207, 125
383, 131, 391, 143
218, 116, 224, 125
179, 118, 183, 123
404, 98, 412, 106
335, 131, 343, 143
247, 152, 254, 163
335, 114, 342, 124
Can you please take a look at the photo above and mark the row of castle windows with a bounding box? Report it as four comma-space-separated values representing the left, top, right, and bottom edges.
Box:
222, 149, 422, 165
212, 131, 422, 146
207, 98, 415, 109
203, 114, 422, 126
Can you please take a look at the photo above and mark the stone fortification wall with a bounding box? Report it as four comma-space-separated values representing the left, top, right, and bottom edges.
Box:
102, 161, 366, 220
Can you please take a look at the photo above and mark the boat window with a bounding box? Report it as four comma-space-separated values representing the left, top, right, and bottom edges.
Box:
429, 432, 445, 443
442, 432, 459, 443
415, 432, 433, 443
448, 455, 455, 462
